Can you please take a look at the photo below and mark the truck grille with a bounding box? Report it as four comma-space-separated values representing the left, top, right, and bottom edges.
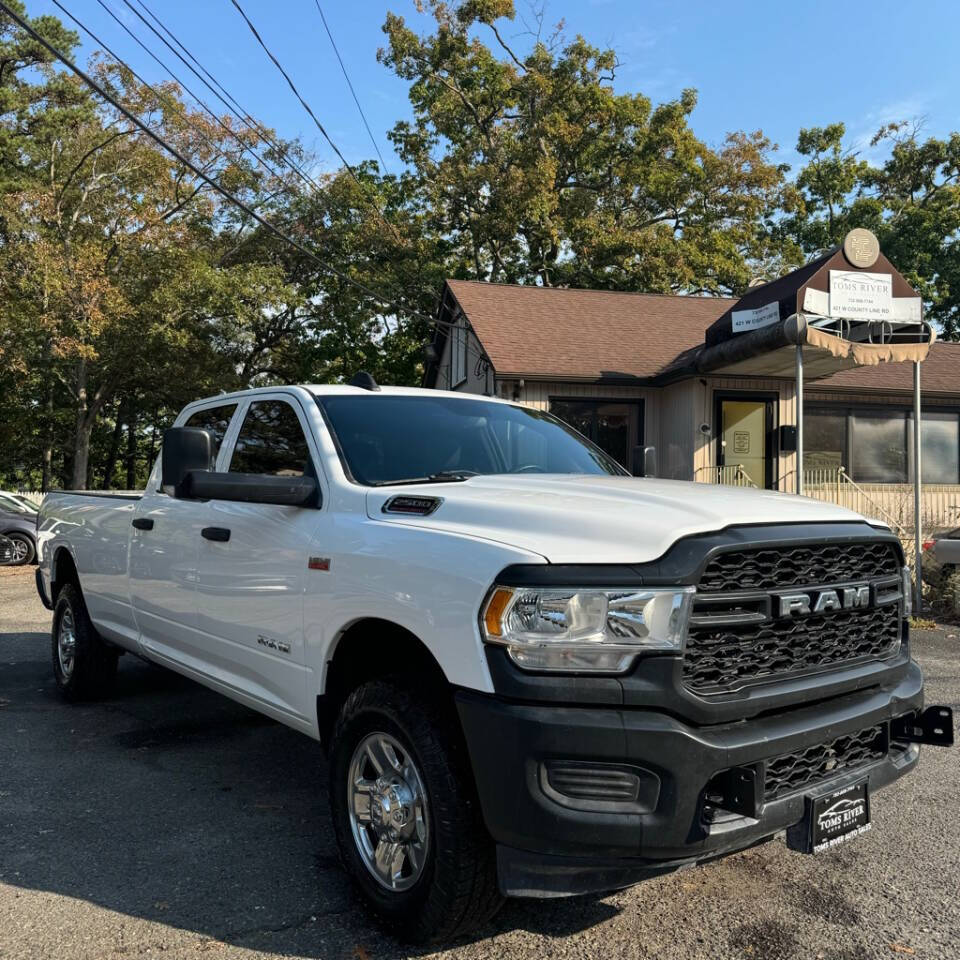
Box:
763, 724, 887, 801
683, 540, 902, 695
698, 541, 900, 593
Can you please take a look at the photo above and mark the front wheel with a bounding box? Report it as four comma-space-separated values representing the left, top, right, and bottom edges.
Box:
52, 583, 118, 701
6, 533, 35, 565
329, 679, 502, 943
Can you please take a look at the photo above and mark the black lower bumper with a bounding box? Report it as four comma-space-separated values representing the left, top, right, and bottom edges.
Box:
455, 662, 927, 897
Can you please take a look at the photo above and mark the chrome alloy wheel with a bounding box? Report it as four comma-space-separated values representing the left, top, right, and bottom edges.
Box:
11, 539, 28, 563
57, 606, 77, 679
347, 731, 429, 892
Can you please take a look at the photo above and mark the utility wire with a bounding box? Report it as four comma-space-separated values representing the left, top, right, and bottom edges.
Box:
53, 0, 290, 197
0, 0, 488, 374
132, 0, 317, 191
227, 0, 405, 245
123, 0, 321, 194
313, 1, 389, 173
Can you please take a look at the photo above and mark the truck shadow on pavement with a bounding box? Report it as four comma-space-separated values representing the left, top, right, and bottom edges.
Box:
0, 628, 620, 958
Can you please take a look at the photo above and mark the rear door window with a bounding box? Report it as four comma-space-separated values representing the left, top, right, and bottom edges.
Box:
184, 403, 238, 458
228, 400, 311, 477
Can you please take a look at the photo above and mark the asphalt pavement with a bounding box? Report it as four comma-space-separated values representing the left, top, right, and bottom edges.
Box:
1, 564, 958, 960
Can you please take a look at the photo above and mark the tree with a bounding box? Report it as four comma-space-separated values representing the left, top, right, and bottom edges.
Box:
783, 121, 960, 339
378, 0, 792, 295
0, 46, 301, 488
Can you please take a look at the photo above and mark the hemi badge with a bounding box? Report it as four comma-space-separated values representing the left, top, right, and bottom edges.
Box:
308, 557, 331, 571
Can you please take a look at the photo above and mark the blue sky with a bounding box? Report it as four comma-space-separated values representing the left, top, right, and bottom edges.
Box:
33, 0, 960, 175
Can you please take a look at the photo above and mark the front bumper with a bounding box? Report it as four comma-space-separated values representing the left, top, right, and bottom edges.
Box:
456, 661, 925, 897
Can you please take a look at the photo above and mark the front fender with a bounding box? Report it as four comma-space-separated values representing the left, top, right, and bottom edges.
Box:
304, 515, 545, 696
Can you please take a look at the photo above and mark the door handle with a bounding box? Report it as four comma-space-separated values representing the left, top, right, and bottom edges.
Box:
201, 526, 231, 542
131, 518, 154, 531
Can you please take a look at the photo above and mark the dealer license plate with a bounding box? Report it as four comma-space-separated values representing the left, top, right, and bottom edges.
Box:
786, 780, 871, 854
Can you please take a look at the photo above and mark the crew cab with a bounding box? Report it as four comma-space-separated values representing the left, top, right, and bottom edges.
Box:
35, 381, 953, 943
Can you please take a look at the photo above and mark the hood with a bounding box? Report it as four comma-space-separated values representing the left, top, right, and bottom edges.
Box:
366, 474, 875, 564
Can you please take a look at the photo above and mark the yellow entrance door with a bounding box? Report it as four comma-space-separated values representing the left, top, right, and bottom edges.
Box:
721, 400, 767, 487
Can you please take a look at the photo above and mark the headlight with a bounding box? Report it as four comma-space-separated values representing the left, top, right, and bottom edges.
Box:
481, 585, 695, 673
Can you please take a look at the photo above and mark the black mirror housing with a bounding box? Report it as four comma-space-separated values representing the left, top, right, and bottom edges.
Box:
162, 427, 215, 497
187, 471, 318, 507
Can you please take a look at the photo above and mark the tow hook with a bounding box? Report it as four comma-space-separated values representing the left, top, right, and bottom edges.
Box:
891, 706, 955, 746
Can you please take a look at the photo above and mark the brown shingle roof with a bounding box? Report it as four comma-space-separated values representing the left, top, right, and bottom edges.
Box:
445, 280, 733, 381
812, 340, 960, 395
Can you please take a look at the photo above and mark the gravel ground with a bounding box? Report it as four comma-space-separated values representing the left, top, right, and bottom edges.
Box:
0, 564, 958, 960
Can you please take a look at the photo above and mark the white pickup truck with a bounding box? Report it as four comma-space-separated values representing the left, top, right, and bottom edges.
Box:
36, 380, 953, 943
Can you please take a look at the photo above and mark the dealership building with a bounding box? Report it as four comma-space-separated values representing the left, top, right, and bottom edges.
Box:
424, 231, 960, 540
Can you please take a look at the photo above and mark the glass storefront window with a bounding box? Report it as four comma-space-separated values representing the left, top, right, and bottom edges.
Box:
913, 413, 960, 484
850, 413, 908, 482
805, 411, 846, 470
806, 406, 960, 484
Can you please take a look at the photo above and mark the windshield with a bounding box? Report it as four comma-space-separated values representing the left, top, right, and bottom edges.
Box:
317, 394, 626, 486
0, 494, 37, 515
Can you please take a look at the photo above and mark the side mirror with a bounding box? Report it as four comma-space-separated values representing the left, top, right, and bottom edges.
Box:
162, 427, 214, 497
632, 445, 657, 478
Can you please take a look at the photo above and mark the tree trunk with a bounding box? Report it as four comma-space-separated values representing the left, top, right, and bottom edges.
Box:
69, 358, 109, 490
125, 406, 138, 490
71, 420, 92, 490
71, 359, 90, 490
101, 403, 124, 490
41, 383, 54, 493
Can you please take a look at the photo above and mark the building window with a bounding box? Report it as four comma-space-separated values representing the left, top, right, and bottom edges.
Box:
914, 413, 960, 484
549, 399, 644, 471
805, 410, 845, 470
451, 320, 467, 387
805, 406, 960, 484
850, 413, 908, 483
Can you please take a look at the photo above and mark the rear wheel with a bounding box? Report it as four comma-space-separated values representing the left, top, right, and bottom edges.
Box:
329, 679, 502, 943
52, 583, 118, 701
6, 533, 34, 565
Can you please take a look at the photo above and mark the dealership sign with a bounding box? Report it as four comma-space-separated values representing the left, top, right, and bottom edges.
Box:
828, 270, 893, 321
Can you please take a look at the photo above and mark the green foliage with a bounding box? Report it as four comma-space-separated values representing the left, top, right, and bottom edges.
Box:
784, 121, 960, 337
0, 0, 958, 490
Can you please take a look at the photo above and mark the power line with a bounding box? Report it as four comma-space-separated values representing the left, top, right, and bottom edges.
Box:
124, 0, 321, 195
227, 0, 405, 245
313, 1, 389, 173
0, 0, 489, 372
52, 0, 291, 198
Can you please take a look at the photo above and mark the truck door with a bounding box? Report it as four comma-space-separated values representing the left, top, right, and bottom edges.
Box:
130, 401, 238, 658
193, 395, 321, 722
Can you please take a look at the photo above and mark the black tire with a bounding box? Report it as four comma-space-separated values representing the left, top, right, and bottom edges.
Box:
51, 583, 118, 701
329, 678, 503, 944
6, 532, 35, 565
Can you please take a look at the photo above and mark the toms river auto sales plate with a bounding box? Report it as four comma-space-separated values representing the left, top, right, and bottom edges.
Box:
787, 780, 871, 855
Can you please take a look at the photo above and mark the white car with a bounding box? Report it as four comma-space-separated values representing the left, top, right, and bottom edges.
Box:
35, 380, 953, 943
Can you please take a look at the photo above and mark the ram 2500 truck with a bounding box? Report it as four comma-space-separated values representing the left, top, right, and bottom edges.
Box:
36, 382, 953, 943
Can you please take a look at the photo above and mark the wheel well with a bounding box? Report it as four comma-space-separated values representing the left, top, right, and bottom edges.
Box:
3, 529, 35, 544
51, 548, 80, 604
318, 619, 452, 747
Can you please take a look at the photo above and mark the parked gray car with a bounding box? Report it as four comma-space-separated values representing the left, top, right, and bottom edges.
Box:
0, 492, 38, 565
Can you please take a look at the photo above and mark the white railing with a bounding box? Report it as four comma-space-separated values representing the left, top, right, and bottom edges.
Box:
695, 464, 758, 488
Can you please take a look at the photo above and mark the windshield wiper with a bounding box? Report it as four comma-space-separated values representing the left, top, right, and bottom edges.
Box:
372, 470, 479, 487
